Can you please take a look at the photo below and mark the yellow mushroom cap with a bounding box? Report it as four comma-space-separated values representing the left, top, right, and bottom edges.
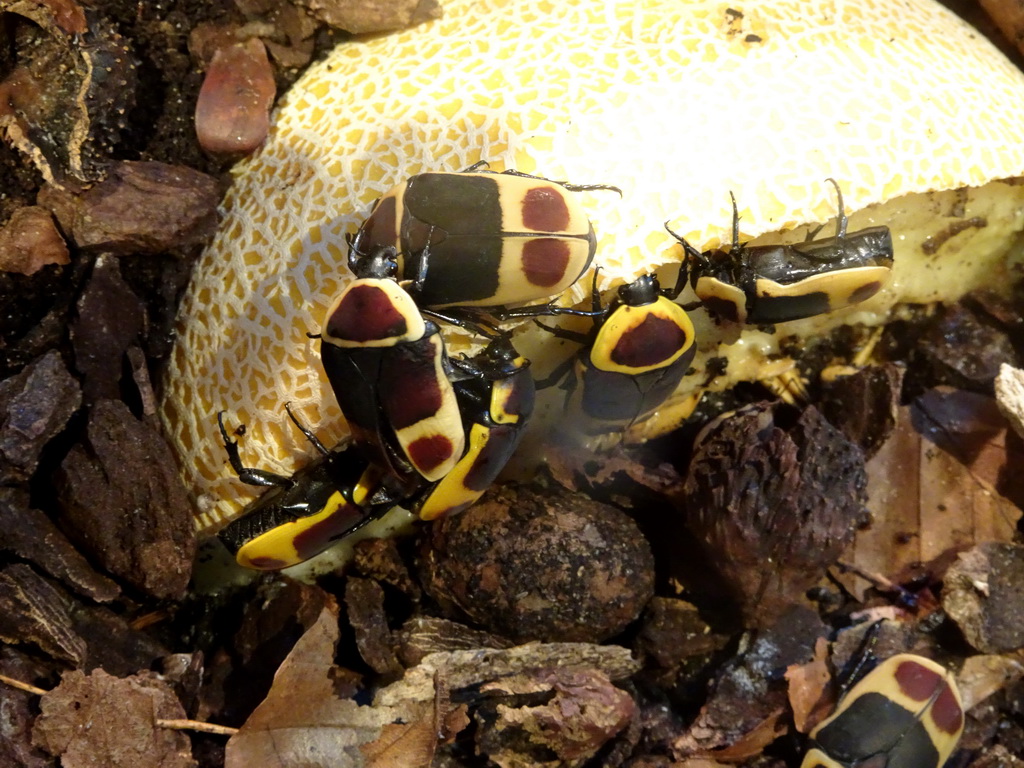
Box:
162, 0, 1024, 533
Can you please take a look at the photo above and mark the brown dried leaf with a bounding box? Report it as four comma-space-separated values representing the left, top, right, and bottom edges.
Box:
705, 708, 786, 762
785, 636, 832, 734
346, 576, 401, 676
360, 719, 437, 768
226, 600, 416, 768
31, 669, 194, 768
838, 397, 1022, 600
0, 206, 69, 275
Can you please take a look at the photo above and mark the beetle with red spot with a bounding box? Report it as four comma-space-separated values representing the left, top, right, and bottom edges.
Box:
319, 247, 466, 498
413, 335, 535, 521
802, 653, 964, 768
348, 165, 619, 310
537, 270, 697, 432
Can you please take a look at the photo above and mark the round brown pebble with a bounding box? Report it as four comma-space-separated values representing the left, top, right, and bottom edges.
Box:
418, 484, 655, 643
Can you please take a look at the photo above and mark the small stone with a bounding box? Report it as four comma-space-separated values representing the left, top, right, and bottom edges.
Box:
39, 160, 221, 254
195, 38, 276, 157
419, 483, 655, 643
995, 363, 1024, 440
299, 0, 442, 34
943, 542, 1024, 654
0, 350, 81, 484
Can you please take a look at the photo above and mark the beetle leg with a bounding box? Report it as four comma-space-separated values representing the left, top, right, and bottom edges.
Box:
459, 159, 490, 172
421, 307, 502, 340
217, 411, 292, 488
283, 402, 330, 456
664, 261, 690, 302
533, 353, 576, 391
479, 302, 604, 322
533, 319, 590, 345
804, 222, 827, 242
825, 177, 848, 238
493, 167, 623, 196
558, 181, 623, 197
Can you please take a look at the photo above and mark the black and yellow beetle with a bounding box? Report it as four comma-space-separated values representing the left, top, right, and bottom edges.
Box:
348, 164, 619, 310
219, 337, 534, 569
538, 270, 697, 430
319, 246, 465, 493
802, 653, 964, 768
666, 180, 894, 324
216, 410, 397, 570
413, 335, 535, 520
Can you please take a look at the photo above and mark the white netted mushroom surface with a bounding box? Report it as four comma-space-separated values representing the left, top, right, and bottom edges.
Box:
162, 0, 1024, 531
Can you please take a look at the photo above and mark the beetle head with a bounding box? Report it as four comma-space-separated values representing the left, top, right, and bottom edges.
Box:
617, 274, 660, 306
349, 244, 401, 281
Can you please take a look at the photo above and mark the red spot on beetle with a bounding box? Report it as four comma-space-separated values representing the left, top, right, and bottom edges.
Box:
931, 682, 964, 735
380, 343, 445, 429
895, 659, 943, 701
407, 434, 455, 474
327, 284, 408, 342
849, 279, 883, 304
522, 238, 571, 287
611, 314, 689, 368
292, 504, 368, 560
521, 186, 570, 231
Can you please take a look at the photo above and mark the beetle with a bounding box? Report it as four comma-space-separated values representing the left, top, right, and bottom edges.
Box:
348, 164, 619, 310
413, 335, 536, 520
218, 339, 534, 569
319, 245, 466, 494
666, 179, 894, 324
536, 269, 697, 430
216, 409, 397, 570
801, 653, 964, 768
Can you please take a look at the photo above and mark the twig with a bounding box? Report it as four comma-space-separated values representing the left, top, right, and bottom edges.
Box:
0, 673, 47, 696
156, 719, 239, 736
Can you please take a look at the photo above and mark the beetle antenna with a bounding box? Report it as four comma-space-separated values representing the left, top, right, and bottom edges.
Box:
826, 178, 848, 239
